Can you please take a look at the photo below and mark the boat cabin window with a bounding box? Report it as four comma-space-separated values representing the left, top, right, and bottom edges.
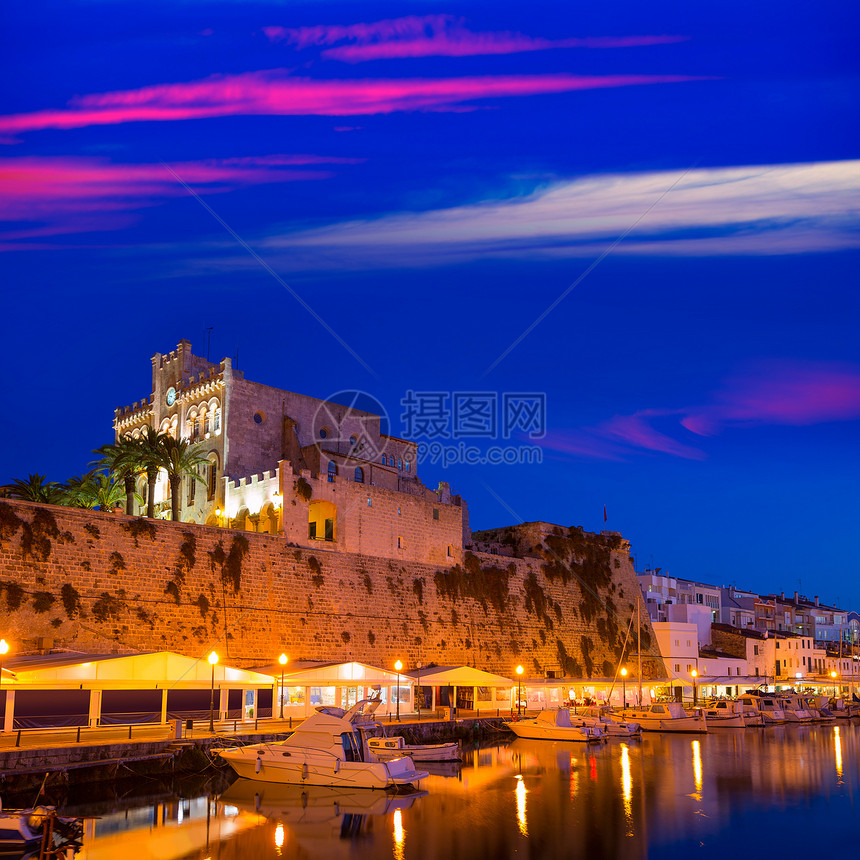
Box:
651, 704, 666, 714
340, 731, 364, 762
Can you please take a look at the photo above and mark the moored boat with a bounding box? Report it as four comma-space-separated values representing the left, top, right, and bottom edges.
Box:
575, 706, 641, 737
738, 693, 785, 724
611, 702, 708, 733
368, 736, 462, 762
778, 694, 817, 723
216, 700, 428, 790
700, 700, 746, 728
505, 708, 607, 742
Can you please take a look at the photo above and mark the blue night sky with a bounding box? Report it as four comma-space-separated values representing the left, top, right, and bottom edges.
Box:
2, 2, 859, 606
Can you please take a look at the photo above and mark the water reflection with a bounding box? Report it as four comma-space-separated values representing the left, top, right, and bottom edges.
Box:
7, 723, 858, 859
620, 744, 633, 835
514, 775, 527, 836
691, 739, 703, 801
834, 725, 843, 783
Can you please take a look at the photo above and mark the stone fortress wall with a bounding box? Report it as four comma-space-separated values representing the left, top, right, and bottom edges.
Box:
0, 501, 664, 679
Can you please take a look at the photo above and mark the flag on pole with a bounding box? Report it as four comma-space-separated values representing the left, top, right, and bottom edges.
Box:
603, 505, 607, 523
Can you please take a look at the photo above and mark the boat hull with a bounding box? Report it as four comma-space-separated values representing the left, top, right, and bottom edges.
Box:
504, 721, 604, 742
217, 748, 428, 790
368, 738, 462, 762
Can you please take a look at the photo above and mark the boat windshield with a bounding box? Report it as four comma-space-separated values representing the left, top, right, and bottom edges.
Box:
341, 731, 364, 762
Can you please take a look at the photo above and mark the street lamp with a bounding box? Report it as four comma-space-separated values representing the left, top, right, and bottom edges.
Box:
208, 651, 219, 732
0, 639, 8, 689
620, 667, 628, 708
278, 653, 288, 719
394, 660, 403, 722
516, 665, 524, 716
691, 669, 698, 706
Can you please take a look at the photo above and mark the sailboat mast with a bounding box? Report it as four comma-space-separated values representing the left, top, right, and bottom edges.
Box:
637, 595, 642, 706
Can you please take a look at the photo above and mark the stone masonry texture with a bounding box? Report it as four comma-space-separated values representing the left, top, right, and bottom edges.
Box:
0, 500, 663, 678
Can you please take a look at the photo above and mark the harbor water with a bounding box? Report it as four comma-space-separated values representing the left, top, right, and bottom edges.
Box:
13, 721, 859, 859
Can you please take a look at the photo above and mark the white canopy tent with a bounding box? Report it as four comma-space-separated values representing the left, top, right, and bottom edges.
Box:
403, 666, 514, 714
250, 661, 411, 718
0, 651, 274, 730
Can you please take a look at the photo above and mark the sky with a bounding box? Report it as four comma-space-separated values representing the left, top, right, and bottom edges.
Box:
2, 1, 859, 607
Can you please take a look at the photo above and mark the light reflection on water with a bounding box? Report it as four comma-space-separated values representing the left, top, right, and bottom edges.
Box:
57, 722, 860, 859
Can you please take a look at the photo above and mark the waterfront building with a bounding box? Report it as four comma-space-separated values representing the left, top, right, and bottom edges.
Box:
639, 572, 720, 646
719, 586, 757, 629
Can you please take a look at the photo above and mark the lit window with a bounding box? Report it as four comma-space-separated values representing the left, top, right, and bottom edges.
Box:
327, 461, 337, 482
367, 498, 372, 507
397, 536, 403, 548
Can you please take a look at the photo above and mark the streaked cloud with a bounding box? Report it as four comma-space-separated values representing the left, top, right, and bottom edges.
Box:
0, 153, 354, 247
258, 160, 860, 265
263, 15, 686, 62
543, 359, 860, 462
681, 360, 860, 436
0, 70, 701, 138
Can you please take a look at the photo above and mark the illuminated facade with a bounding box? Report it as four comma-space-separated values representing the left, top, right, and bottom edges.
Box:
113, 339, 469, 564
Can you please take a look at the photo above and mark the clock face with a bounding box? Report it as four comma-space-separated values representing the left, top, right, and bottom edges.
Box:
166, 387, 176, 406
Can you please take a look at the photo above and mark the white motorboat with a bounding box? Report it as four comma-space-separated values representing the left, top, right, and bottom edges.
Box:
575, 706, 641, 737
0, 805, 78, 853
367, 735, 462, 762
737, 693, 785, 724
778, 695, 817, 723
216, 700, 429, 790
0, 808, 44, 852
504, 708, 606, 742
611, 702, 707, 733
700, 700, 746, 728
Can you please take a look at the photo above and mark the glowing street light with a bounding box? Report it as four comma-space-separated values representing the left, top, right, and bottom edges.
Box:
0, 639, 8, 689
516, 665, 524, 716
208, 651, 219, 732
278, 653, 288, 719
394, 660, 403, 722
620, 667, 628, 709
691, 669, 698, 706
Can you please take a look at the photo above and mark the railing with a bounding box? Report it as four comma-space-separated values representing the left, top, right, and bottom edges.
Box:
0, 716, 303, 750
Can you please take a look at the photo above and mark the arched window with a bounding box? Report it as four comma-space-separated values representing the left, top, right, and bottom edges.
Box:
354, 467, 364, 483
327, 461, 337, 482
397, 458, 402, 470
405, 459, 411, 472
381, 454, 387, 465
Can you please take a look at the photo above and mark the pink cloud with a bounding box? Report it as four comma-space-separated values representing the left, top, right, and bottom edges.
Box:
538, 431, 628, 462
681, 360, 860, 435
0, 70, 701, 137
600, 410, 706, 460
0, 153, 352, 247
264, 16, 686, 62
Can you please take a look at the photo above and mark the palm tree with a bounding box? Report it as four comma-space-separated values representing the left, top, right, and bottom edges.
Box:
135, 427, 172, 519
62, 472, 126, 510
161, 437, 209, 521
0, 474, 63, 504
92, 435, 146, 515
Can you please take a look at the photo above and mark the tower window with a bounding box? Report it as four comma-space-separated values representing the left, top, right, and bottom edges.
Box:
320, 428, 328, 439
354, 467, 364, 483
327, 461, 337, 482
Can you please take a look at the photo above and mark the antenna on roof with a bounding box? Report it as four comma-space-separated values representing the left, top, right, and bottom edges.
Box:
234, 347, 239, 370
205, 327, 213, 361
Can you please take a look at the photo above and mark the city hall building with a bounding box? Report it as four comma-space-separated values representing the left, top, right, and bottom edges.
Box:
113, 339, 469, 565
